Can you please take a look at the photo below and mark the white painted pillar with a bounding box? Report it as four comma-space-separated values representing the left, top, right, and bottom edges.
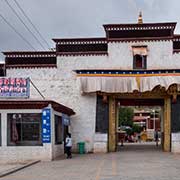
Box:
1, 112, 7, 146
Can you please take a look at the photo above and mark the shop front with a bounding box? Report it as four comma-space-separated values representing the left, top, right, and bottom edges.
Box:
0, 81, 75, 163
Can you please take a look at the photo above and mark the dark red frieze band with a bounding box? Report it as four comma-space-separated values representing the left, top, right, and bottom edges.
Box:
0, 100, 75, 116
3, 51, 56, 58
5, 64, 57, 69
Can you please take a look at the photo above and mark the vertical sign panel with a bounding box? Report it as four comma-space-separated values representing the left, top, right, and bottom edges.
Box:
42, 108, 51, 143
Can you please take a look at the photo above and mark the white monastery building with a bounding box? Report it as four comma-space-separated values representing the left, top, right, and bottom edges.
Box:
1, 14, 180, 162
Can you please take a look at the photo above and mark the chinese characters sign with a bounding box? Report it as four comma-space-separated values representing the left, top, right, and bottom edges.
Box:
0, 78, 30, 98
42, 108, 51, 143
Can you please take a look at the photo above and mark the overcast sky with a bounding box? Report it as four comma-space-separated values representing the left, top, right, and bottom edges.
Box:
0, 0, 180, 60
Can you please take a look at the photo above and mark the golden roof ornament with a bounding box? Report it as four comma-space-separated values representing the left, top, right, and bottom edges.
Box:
138, 11, 143, 24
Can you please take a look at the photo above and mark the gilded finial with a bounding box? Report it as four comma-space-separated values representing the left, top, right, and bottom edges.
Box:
138, 11, 143, 24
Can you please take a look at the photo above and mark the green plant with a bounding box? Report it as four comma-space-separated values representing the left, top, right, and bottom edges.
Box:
119, 107, 134, 127
132, 124, 142, 133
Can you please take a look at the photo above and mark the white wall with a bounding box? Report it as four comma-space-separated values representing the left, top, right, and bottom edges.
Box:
6, 57, 99, 152
108, 40, 180, 69
171, 133, 180, 153
172, 52, 180, 67
6, 39, 180, 153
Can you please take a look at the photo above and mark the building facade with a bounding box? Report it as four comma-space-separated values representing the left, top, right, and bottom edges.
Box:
133, 110, 160, 130
0, 99, 74, 163
2, 15, 180, 155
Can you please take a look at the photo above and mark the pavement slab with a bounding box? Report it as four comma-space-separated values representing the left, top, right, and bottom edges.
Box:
1, 143, 180, 180
0, 160, 40, 178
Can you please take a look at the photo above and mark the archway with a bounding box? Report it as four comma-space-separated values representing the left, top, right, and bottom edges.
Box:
108, 94, 171, 152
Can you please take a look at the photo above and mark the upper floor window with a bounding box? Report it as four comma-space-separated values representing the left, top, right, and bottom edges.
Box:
133, 55, 147, 69
132, 46, 147, 70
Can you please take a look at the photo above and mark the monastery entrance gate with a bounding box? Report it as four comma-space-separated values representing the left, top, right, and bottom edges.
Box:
78, 70, 180, 153
107, 87, 175, 153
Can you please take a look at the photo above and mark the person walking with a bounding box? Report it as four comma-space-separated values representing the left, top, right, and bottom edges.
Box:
65, 133, 72, 158
154, 130, 159, 147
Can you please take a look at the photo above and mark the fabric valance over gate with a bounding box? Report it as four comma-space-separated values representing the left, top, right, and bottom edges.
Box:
80, 77, 139, 93
79, 76, 180, 93
140, 76, 180, 92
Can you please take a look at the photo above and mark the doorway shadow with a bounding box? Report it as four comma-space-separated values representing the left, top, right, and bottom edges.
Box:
117, 142, 162, 152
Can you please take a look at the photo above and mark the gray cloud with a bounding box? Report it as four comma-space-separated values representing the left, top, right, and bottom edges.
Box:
0, 0, 180, 60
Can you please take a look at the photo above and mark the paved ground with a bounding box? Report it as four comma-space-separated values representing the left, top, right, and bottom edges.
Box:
0, 161, 40, 178
0, 164, 19, 175
1, 143, 180, 180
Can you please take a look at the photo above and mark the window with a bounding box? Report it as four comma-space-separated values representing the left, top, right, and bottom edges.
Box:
7, 113, 42, 146
55, 115, 63, 144
132, 46, 147, 70
133, 54, 147, 69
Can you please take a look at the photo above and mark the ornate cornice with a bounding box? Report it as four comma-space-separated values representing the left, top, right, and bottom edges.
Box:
57, 52, 108, 57
53, 38, 107, 45
173, 35, 180, 41
97, 91, 168, 100
3, 51, 57, 69
173, 49, 180, 54
3, 51, 56, 58
103, 22, 176, 31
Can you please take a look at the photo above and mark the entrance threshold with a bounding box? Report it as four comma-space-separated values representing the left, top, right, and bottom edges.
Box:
117, 142, 162, 152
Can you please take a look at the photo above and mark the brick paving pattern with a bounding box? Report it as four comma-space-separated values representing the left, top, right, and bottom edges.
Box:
1, 143, 180, 180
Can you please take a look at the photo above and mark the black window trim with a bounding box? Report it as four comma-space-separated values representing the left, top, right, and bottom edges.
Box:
7, 113, 43, 146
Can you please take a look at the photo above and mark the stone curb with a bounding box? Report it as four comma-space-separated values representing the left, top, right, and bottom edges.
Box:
0, 160, 40, 178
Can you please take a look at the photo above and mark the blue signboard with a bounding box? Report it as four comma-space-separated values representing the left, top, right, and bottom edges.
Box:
62, 114, 70, 126
42, 108, 51, 143
0, 77, 30, 98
